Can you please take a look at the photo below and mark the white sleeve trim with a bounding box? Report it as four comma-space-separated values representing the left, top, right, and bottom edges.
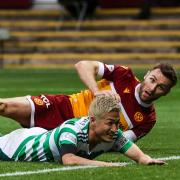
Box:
26, 95, 35, 128
123, 130, 137, 142
97, 62, 104, 78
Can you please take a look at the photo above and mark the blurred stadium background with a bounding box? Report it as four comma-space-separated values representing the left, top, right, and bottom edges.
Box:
0, 0, 180, 69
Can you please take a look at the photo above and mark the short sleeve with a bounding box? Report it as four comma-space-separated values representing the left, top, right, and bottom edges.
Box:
59, 125, 78, 146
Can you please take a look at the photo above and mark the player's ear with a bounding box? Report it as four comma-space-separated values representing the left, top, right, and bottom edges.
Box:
90, 116, 98, 128
90, 116, 96, 123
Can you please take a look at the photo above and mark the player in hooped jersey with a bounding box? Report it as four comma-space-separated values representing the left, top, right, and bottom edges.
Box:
0, 95, 165, 166
0, 61, 177, 142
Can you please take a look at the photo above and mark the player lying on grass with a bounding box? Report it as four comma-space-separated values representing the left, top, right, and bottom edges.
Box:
0, 61, 177, 142
0, 95, 165, 166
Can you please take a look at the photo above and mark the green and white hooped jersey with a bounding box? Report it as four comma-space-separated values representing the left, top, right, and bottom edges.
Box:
0, 117, 133, 162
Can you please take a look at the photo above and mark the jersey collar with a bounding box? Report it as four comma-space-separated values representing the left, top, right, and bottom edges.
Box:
135, 83, 153, 108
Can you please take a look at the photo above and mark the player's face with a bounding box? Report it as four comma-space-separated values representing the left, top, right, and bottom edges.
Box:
92, 111, 120, 142
139, 68, 172, 103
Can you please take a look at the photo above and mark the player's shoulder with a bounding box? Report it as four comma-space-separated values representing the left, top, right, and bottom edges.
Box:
119, 65, 129, 70
116, 65, 137, 81
61, 117, 89, 133
103, 63, 130, 71
114, 64, 133, 74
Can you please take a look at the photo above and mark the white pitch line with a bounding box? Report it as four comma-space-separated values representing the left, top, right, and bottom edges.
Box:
157, 155, 180, 161
0, 166, 98, 177
0, 155, 180, 178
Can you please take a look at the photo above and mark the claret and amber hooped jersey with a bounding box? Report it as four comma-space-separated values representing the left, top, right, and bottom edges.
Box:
98, 62, 156, 140
69, 62, 156, 140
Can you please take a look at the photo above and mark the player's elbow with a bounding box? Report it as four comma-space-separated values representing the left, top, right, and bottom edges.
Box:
75, 61, 92, 75
75, 60, 99, 74
75, 61, 86, 71
61, 153, 79, 166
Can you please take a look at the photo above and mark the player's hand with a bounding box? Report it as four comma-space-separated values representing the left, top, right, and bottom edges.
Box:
139, 155, 166, 165
147, 159, 166, 165
94, 90, 121, 102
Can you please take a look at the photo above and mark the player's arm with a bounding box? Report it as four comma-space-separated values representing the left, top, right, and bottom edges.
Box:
62, 153, 119, 166
60, 144, 119, 167
115, 129, 164, 165
75, 61, 100, 95
124, 143, 165, 165
75, 60, 120, 100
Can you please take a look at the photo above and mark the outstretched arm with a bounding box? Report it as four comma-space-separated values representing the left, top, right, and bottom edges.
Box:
124, 143, 165, 165
60, 144, 119, 167
62, 146, 165, 167
62, 153, 119, 167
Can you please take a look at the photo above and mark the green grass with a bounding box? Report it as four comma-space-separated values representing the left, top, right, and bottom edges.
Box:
0, 68, 179, 179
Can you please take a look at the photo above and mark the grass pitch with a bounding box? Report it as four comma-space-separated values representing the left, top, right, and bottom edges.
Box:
0, 68, 179, 180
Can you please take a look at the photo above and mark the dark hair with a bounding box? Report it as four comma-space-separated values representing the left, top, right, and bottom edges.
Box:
152, 63, 177, 88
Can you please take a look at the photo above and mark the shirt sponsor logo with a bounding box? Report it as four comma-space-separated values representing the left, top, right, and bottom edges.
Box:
60, 132, 76, 143
40, 95, 51, 108
134, 112, 144, 122
34, 98, 44, 106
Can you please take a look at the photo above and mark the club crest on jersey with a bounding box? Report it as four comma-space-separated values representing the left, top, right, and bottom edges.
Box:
34, 98, 44, 106
106, 65, 114, 72
134, 112, 143, 122
123, 88, 130, 93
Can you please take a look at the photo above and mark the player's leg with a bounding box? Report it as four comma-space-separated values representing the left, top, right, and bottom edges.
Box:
0, 96, 31, 127
0, 127, 47, 161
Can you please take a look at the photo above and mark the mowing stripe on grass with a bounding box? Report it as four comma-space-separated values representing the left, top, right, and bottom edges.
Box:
0, 88, 81, 92
0, 155, 179, 177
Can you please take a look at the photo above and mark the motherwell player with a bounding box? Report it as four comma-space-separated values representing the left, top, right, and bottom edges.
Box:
0, 61, 177, 142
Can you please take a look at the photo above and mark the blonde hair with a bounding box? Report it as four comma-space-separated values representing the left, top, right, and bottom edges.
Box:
89, 95, 120, 119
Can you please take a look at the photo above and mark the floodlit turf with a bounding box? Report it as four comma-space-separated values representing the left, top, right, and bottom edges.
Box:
0, 68, 179, 179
